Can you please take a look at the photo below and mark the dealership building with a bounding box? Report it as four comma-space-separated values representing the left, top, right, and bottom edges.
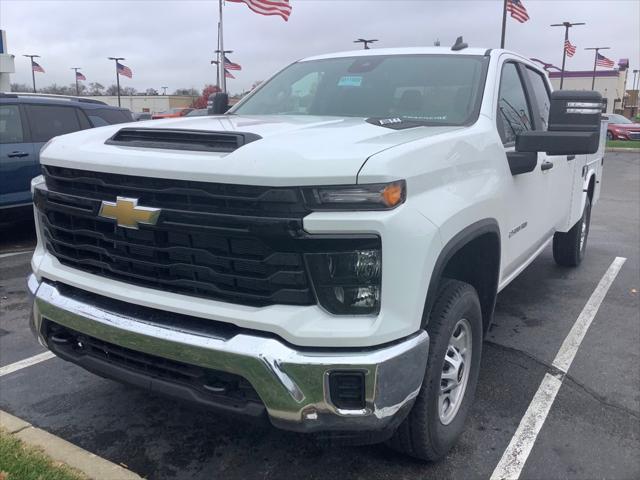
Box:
84, 94, 198, 113
547, 60, 630, 114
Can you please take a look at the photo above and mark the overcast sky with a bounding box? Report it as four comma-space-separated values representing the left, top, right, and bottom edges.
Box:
2, 0, 639, 94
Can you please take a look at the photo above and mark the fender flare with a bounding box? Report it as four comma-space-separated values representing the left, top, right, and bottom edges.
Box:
580, 168, 598, 212
422, 218, 501, 329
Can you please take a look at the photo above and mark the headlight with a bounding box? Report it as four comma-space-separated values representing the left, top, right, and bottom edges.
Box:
306, 248, 381, 315
302, 180, 406, 210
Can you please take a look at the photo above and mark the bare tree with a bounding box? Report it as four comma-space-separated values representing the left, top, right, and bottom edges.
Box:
10, 82, 32, 92
87, 82, 105, 95
173, 88, 199, 96
40, 84, 73, 95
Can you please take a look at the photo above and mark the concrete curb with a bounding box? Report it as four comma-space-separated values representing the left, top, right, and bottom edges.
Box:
0, 410, 142, 480
606, 147, 640, 153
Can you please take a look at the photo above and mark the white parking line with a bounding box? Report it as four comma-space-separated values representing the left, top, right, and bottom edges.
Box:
491, 256, 627, 480
0, 249, 33, 259
0, 351, 56, 377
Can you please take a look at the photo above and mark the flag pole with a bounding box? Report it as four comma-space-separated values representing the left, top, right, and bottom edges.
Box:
217, 21, 221, 88
500, 0, 508, 49
71, 67, 81, 96
218, 0, 226, 93
108, 57, 125, 107
23, 54, 40, 93
560, 25, 568, 89
551, 22, 585, 90
585, 47, 610, 90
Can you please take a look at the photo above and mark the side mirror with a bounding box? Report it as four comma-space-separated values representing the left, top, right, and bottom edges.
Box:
207, 92, 230, 115
516, 90, 602, 155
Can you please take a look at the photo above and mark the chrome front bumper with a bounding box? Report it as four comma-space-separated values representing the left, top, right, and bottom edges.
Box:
28, 275, 429, 433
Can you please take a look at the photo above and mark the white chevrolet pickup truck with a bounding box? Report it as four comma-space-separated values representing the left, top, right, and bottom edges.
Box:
27, 45, 605, 460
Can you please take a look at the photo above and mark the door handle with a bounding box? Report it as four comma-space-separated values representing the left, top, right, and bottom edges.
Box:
7, 151, 29, 158
567, 155, 576, 161
541, 161, 554, 171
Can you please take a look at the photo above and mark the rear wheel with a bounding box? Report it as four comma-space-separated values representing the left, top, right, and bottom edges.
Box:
553, 195, 592, 267
606, 131, 614, 141
388, 279, 482, 461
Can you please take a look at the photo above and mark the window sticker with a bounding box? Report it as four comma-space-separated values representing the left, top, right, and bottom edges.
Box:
338, 75, 363, 87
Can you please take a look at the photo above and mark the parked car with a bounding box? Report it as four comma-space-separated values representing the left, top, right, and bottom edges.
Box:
184, 108, 209, 117
0, 93, 133, 222
133, 112, 152, 121
151, 107, 193, 119
28, 46, 605, 461
605, 113, 640, 141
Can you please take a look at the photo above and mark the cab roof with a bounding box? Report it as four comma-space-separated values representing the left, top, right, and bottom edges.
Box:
300, 46, 493, 62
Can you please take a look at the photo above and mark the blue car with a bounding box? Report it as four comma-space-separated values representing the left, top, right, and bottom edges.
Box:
0, 93, 133, 222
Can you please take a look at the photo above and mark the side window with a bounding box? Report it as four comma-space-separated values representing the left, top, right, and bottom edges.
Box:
91, 108, 131, 125
526, 68, 551, 131
25, 105, 82, 142
497, 62, 533, 145
87, 115, 109, 127
76, 109, 92, 130
0, 105, 25, 144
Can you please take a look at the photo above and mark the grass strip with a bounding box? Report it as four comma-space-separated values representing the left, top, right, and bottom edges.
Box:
606, 140, 640, 148
0, 428, 87, 480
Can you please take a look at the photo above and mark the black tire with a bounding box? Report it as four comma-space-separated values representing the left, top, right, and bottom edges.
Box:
388, 279, 483, 461
553, 195, 592, 267
606, 131, 613, 141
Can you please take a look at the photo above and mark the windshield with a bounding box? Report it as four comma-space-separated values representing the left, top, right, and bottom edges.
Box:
607, 114, 632, 124
232, 54, 488, 126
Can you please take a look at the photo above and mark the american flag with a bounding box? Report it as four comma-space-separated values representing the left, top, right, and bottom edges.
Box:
225, 69, 235, 79
596, 53, 615, 68
227, 0, 292, 21
506, 0, 529, 23
31, 61, 45, 73
75, 71, 86, 81
564, 40, 576, 57
224, 55, 242, 71
117, 62, 133, 78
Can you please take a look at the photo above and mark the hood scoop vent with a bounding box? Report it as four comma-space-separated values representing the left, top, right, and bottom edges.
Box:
106, 128, 261, 153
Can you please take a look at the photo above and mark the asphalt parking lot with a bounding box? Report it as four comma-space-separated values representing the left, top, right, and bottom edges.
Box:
1, 152, 639, 480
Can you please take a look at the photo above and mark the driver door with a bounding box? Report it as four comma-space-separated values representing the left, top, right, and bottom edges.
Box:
497, 61, 553, 279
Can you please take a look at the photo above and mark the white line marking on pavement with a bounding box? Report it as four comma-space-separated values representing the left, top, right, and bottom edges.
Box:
0, 249, 33, 259
0, 351, 56, 377
490, 256, 627, 480
553, 256, 627, 373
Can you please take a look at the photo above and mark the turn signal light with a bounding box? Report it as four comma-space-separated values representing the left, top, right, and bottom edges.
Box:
302, 180, 406, 211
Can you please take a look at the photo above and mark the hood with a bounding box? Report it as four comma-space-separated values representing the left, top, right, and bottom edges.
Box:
41, 114, 462, 186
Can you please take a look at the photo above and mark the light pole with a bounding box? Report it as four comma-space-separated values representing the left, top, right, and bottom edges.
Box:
108, 57, 125, 107
585, 47, 610, 90
550, 22, 585, 89
354, 38, 378, 50
23, 54, 40, 93
71, 67, 83, 96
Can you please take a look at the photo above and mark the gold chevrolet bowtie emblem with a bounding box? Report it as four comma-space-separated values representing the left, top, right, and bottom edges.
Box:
98, 197, 161, 229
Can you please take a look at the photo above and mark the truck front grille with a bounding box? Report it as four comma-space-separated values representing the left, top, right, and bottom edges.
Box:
36, 166, 315, 307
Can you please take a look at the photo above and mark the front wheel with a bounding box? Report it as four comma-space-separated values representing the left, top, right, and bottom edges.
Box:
606, 131, 614, 141
388, 279, 483, 461
553, 195, 592, 267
